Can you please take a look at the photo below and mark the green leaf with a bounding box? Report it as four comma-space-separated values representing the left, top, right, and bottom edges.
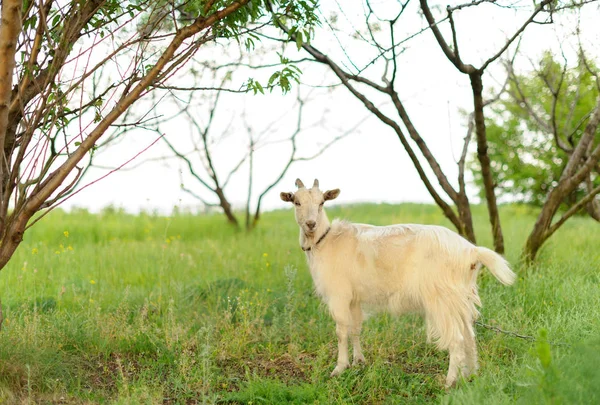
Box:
51, 14, 61, 28
255, 82, 264, 94
267, 72, 280, 87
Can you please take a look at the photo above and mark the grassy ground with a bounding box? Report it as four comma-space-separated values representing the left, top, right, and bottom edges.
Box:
0, 203, 598, 404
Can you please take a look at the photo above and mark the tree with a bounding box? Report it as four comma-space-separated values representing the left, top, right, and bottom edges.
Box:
491, 50, 600, 260
87, 37, 356, 230
474, 53, 600, 220
0, 0, 319, 271
269, 0, 567, 254
148, 86, 355, 230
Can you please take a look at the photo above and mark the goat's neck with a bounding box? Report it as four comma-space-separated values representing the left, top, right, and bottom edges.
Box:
300, 210, 330, 251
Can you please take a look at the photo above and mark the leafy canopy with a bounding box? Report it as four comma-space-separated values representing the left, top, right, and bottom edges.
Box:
472, 52, 600, 206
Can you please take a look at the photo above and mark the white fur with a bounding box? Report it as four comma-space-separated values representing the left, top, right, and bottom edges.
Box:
281, 181, 515, 388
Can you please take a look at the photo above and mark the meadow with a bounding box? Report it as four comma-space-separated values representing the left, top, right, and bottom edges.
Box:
0, 203, 598, 404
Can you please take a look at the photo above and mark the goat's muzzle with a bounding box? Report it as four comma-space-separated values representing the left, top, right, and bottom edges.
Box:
305, 220, 316, 233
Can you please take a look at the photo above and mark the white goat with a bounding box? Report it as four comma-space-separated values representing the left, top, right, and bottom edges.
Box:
280, 178, 515, 387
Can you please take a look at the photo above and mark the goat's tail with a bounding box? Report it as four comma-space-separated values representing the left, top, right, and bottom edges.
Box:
476, 247, 516, 286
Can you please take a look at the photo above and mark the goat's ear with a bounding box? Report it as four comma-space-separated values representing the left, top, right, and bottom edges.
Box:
280, 192, 294, 202
323, 188, 340, 201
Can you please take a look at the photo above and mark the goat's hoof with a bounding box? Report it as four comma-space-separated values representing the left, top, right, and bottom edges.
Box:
444, 378, 457, 389
330, 364, 349, 377
352, 355, 366, 366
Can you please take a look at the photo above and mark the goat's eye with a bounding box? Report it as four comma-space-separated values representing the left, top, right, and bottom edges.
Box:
319, 202, 324, 207
294, 202, 301, 207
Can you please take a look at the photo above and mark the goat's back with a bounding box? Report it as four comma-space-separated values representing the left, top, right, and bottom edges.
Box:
311, 221, 479, 310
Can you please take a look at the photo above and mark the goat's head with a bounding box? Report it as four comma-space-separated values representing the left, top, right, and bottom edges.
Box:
280, 178, 340, 235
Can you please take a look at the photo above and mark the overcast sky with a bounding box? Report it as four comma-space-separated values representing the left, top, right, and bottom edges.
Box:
58, 0, 600, 214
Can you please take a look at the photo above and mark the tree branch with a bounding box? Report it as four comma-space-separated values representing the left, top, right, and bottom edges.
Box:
419, 0, 474, 73
544, 182, 600, 241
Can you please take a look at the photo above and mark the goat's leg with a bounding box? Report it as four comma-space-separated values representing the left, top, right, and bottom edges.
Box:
462, 320, 478, 376
446, 337, 467, 388
350, 300, 365, 366
331, 323, 350, 376
329, 299, 352, 377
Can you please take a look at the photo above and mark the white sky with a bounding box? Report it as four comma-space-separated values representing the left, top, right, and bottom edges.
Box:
57, 0, 600, 215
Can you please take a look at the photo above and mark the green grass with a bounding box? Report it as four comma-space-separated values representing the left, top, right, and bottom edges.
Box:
0, 203, 598, 404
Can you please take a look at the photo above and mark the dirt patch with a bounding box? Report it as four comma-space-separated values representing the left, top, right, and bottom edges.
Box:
84, 352, 144, 394
217, 352, 315, 384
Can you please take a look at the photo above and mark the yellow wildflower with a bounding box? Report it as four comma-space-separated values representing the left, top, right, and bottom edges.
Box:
64, 231, 69, 238
31, 248, 38, 254
90, 279, 96, 284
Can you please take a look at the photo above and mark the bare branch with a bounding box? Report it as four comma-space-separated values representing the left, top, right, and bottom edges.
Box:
39, 166, 84, 209
271, 7, 467, 236
162, 136, 216, 193
505, 60, 553, 133
26, 133, 165, 230
419, 0, 474, 73
153, 84, 251, 93
458, 113, 475, 197
479, 0, 553, 71
538, 56, 571, 152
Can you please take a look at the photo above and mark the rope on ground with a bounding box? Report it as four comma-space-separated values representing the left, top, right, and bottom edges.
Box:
475, 320, 571, 347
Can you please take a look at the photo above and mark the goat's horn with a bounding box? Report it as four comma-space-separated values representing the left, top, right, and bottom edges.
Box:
312, 179, 319, 188
295, 178, 305, 188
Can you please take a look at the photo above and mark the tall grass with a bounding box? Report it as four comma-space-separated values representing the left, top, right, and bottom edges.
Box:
0, 204, 598, 404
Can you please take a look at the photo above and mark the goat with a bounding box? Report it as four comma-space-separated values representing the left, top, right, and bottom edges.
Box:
280, 178, 515, 387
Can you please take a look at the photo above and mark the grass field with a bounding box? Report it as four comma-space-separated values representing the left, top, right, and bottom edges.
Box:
0, 203, 599, 404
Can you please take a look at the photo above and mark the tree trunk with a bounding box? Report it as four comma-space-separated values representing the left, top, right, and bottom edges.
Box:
215, 187, 239, 228
456, 193, 476, 244
523, 183, 566, 261
0, 0, 23, 236
470, 72, 505, 254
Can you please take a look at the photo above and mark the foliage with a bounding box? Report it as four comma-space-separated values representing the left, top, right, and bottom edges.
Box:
144, 0, 319, 43
472, 52, 600, 207
0, 0, 322, 271
0, 203, 599, 402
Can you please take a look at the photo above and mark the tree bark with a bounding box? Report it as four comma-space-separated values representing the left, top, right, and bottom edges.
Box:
470, 72, 505, 254
585, 174, 600, 222
586, 198, 600, 222
0, 0, 23, 236
216, 187, 239, 228
456, 194, 477, 243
